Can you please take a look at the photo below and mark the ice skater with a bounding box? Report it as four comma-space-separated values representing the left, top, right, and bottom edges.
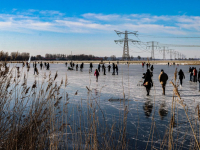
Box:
193, 67, 197, 82
112, 63, 115, 75
90, 63, 93, 72
46, 63, 50, 70
102, 64, 105, 72
158, 69, 168, 95
94, 69, 99, 82
98, 64, 101, 72
108, 64, 111, 72
80, 63, 83, 71
40, 61, 43, 70
150, 65, 154, 72
178, 69, 185, 86
115, 64, 118, 75
143, 69, 153, 96
103, 66, 106, 75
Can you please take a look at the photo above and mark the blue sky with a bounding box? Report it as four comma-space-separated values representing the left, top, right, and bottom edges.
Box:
0, 0, 200, 58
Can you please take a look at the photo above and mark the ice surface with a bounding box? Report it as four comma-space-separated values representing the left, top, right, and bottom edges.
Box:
7, 63, 200, 149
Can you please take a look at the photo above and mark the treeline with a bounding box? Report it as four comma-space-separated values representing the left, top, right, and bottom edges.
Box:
34, 54, 102, 60
0, 52, 30, 61
0, 51, 103, 61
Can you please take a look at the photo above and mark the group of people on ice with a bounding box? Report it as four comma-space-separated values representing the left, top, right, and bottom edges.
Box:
189, 67, 200, 90
143, 63, 200, 96
189, 67, 199, 82
143, 68, 169, 96
28, 60, 200, 95
94, 63, 118, 82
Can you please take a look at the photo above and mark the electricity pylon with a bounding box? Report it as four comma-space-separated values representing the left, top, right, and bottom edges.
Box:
147, 41, 158, 60
167, 49, 174, 60
159, 46, 167, 60
114, 30, 139, 60
174, 51, 177, 59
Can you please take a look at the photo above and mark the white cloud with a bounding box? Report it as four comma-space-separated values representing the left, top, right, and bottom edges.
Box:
82, 13, 120, 21
0, 10, 199, 36
39, 10, 64, 16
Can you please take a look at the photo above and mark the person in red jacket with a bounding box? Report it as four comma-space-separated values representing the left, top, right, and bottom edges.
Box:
193, 68, 197, 82
94, 69, 99, 82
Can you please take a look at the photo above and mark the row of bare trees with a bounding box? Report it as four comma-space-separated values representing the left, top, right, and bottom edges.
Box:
0, 51, 30, 61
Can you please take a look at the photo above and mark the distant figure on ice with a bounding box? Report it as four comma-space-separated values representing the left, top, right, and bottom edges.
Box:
146, 63, 149, 68
168, 62, 169, 66
34, 62, 38, 75
94, 69, 99, 82
142, 62, 144, 68
103, 65, 106, 75
90, 63, 93, 72
40, 61, 43, 70
178, 69, 185, 86
46, 63, 50, 70
150, 65, 154, 72
70, 62, 72, 68
115, 64, 118, 75
143, 69, 153, 96
65, 62, 68, 67
193, 67, 197, 82
158, 69, 168, 95
112, 63, 115, 75
98, 64, 101, 72
108, 64, 111, 72
76, 64, 78, 71
80, 63, 83, 71
102, 64, 105, 72
189, 67, 193, 81
198, 68, 200, 91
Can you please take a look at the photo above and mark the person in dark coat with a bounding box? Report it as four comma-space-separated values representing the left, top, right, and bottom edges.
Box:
98, 64, 101, 72
76, 64, 78, 71
108, 64, 111, 72
80, 63, 83, 71
143, 69, 153, 96
189, 67, 192, 81
46, 63, 50, 70
150, 65, 154, 72
103, 66, 106, 75
146, 63, 148, 68
178, 69, 185, 86
40, 62, 43, 70
115, 64, 118, 75
158, 69, 168, 95
102, 64, 105, 72
90, 63, 93, 72
112, 63, 115, 75
34, 62, 37, 75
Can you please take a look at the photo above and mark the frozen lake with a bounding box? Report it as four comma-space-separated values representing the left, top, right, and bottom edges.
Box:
8, 63, 200, 149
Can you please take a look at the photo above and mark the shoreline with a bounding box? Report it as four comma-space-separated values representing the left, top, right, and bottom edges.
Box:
3, 60, 200, 65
